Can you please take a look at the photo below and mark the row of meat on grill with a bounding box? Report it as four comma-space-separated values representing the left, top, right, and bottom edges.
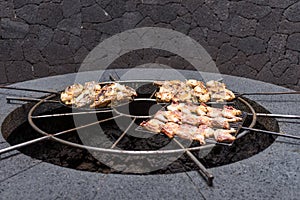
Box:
140, 102, 242, 144
60, 79, 236, 108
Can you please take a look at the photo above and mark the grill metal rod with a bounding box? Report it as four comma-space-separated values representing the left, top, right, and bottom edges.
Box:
173, 138, 214, 186
0, 116, 121, 156
235, 91, 300, 97
6, 96, 60, 104
241, 127, 300, 140
111, 118, 136, 149
31, 109, 113, 119
0, 85, 59, 94
255, 113, 300, 119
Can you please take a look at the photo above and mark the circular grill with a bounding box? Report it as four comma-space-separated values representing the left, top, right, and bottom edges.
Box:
27, 80, 257, 156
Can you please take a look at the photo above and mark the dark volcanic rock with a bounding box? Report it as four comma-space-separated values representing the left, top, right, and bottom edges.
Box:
82, 4, 111, 23
284, 2, 300, 22
33, 62, 49, 77
237, 36, 266, 55
217, 43, 238, 64
13, 0, 43, 9
42, 43, 73, 64
231, 2, 271, 19
256, 10, 282, 39
271, 59, 290, 78
0, 1, 14, 17
137, 4, 179, 23
37, 3, 63, 28
57, 14, 82, 36
279, 20, 300, 34
53, 30, 70, 45
22, 38, 44, 63
267, 34, 288, 63
62, 0, 81, 18
193, 5, 221, 31
287, 33, 300, 51
247, 53, 269, 71
1, 18, 29, 39
37, 25, 54, 50
16, 4, 38, 24
0, 62, 8, 83
6, 61, 34, 82
222, 16, 256, 37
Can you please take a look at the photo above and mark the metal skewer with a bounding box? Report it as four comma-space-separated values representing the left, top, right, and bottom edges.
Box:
0, 85, 59, 94
173, 138, 214, 186
0, 115, 121, 155
6, 96, 60, 104
235, 91, 300, 97
240, 127, 300, 140
246, 113, 300, 119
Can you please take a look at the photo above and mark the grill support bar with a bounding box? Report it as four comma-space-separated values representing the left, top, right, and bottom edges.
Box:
111, 118, 136, 149
173, 138, 214, 186
241, 127, 300, 140
0, 115, 121, 156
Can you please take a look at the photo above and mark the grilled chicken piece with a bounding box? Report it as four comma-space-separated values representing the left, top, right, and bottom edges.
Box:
60, 83, 84, 104
222, 105, 242, 116
90, 83, 137, 108
140, 119, 165, 133
73, 81, 102, 107
205, 105, 242, 121
208, 117, 230, 129
198, 125, 215, 138
186, 79, 202, 87
154, 110, 182, 123
155, 110, 231, 129
214, 128, 236, 142
176, 124, 206, 144
65, 83, 84, 96
167, 102, 198, 114
206, 80, 235, 102
161, 122, 180, 138
181, 113, 202, 126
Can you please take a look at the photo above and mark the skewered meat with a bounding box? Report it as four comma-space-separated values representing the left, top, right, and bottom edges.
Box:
90, 82, 137, 108
74, 81, 101, 107
155, 80, 210, 103
60, 82, 137, 108
167, 102, 242, 123
154, 110, 182, 123
167, 102, 198, 114
140, 119, 165, 133
140, 100, 241, 144
60, 83, 84, 104
161, 122, 180, 138
206, 80, 235, 102
214, 128, 236, 142
154, 110, 231, 129
155, 79, 236, 103
176, 124, 206, 144
162, 123, 206, 144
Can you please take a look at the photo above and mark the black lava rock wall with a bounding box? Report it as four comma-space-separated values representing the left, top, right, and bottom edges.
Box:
0, 0, 299, 90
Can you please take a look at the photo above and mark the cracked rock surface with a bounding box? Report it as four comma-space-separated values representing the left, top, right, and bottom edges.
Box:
0, 0, 299, 90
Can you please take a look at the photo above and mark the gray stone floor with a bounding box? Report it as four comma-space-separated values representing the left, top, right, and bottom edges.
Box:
0, 69, 299, 200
